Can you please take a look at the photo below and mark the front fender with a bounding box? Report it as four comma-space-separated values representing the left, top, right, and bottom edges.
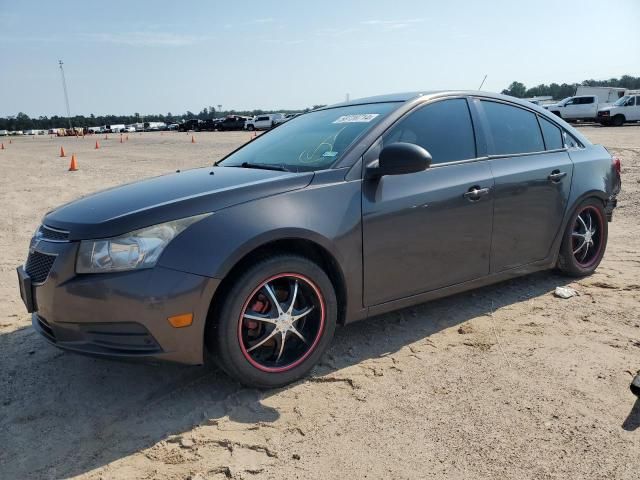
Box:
158, 169, 364, 318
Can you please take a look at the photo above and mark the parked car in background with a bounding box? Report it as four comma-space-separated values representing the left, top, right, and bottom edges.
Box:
18, 91, 621, 388
274, 113, 301, 125
178, 119, 202, 132
144, 122, 166, 131
543, 95, 608, 122
106, 124, 125, 133
245, 113, 284, 131
597, 94, 640, 126
167, 123, 180, 131
0, 129, 8, 136
216, 116, 248, 131
122, 126, 136, 133
575, 86, 626, 104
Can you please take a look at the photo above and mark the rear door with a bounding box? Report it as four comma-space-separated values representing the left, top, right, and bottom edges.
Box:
362, 97, 494, 306
476, 99, 574, 272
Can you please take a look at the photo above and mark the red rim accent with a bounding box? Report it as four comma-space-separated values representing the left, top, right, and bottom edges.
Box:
237, 273, 326, 373
573, 205, 604, 268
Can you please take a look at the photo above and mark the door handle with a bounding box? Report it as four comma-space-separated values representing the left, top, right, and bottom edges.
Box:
463, 186, 490, 201
548, 170, 567, 183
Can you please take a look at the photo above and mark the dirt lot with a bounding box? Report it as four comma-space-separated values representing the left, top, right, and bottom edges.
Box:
1, 127, 639, 480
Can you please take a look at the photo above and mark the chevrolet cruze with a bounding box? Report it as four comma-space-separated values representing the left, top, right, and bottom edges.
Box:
18, 91, 621, 387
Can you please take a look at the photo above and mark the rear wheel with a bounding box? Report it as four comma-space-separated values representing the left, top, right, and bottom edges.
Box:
557, 199, 608, 277
211, 255, 337, 388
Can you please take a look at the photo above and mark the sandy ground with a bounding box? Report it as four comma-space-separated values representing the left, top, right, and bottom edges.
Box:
0, 127, 639, 480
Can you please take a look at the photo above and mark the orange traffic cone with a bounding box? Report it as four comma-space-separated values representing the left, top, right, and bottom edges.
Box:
9, 139, 12, 144
104, 134, 108, 140
120, 135, 123, 144
1, 143, 4, 150
252, 131, 257, 139
95, 141, 100, 149
191, 135, 195, 144
60, 146, 66, 157
126, 135, 129, 141
68, 154, 78, 171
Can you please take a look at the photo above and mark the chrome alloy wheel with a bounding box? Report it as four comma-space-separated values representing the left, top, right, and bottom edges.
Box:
238, 273, 325, 372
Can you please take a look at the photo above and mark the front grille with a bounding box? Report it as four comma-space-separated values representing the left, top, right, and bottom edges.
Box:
40, 225, 69, 242
25, 251, 56, 284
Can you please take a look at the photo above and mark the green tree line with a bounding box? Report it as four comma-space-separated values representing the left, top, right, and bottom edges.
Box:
501, 75, 640, 99
0, 105, 327, 132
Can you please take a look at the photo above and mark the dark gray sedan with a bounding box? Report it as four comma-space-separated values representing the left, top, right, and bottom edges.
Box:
17, 91, 621, 387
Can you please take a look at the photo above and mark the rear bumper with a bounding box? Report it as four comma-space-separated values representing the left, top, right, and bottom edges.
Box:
20, 237, 220, 365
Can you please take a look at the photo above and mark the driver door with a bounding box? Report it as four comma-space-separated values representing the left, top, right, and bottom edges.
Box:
362, 98, 494, 306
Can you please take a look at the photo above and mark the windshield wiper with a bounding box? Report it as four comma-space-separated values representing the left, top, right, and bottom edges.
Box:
239, 162, 290, 172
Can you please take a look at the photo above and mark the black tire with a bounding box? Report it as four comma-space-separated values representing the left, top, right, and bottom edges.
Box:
612, 115, 625, 127
210, 255, 337, 388
247, 125, 255, 131
557, 199, 608, 277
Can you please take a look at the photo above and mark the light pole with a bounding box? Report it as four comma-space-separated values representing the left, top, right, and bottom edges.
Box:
58, 60, 73, 130
217, 104, 222, 119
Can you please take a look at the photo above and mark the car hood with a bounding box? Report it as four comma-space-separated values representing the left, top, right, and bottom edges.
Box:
44, 166, 314, 240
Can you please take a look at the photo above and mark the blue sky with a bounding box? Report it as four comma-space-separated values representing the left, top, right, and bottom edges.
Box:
1, 0, 638, 116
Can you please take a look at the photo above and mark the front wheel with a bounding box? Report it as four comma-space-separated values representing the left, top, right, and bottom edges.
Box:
557, 199, 608, 277
247, 125, 255, 131
612, 115, 625, 127
210, 255, 337, 388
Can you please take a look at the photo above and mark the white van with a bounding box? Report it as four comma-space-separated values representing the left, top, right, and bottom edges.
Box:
245, 113, 284, 131
0, 130, 8, 136
597, 94, 640, 126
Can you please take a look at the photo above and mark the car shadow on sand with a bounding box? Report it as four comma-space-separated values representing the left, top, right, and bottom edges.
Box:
622, 398, 640, 431
0, 270, 572, 479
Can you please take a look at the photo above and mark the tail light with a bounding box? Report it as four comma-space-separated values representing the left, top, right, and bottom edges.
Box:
612, 156, 622, 175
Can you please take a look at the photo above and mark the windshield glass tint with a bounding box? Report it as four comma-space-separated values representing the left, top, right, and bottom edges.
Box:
219, 103, 398, 172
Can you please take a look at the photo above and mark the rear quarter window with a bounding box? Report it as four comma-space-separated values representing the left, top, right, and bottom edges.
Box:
481, 101, 544, 155
538, 116, 564, 150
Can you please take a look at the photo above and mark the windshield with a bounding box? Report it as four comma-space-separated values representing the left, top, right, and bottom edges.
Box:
219, 102, 399, 172
613, 95, 630, 106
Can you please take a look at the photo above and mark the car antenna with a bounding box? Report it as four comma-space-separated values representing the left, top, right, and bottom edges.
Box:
478, 74, 488, 90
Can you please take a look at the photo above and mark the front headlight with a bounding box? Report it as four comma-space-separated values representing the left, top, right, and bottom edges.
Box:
76, 214, 210, 274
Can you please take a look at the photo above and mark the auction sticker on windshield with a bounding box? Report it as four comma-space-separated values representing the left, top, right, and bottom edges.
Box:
333, 114, 380, 123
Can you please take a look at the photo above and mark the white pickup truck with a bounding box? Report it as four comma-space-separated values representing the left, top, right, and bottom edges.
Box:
245, 113, 284, 131
543, 95, 605, 122
596, 94, 640, 126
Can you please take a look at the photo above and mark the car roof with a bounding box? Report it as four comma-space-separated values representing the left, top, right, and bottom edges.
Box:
319, 90, 592, 147
325, 90, 549, 108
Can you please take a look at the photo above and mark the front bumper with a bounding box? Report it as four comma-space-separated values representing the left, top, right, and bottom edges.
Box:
18, 237, 220, 365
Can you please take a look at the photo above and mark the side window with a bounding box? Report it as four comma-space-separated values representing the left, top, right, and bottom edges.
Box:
382, 98, 476, 164
538, 117, 563, 150
481, 101, 544, 155
583, 97, 594, 104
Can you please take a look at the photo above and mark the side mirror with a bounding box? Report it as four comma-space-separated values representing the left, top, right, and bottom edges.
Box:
365, 142, 432, 180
